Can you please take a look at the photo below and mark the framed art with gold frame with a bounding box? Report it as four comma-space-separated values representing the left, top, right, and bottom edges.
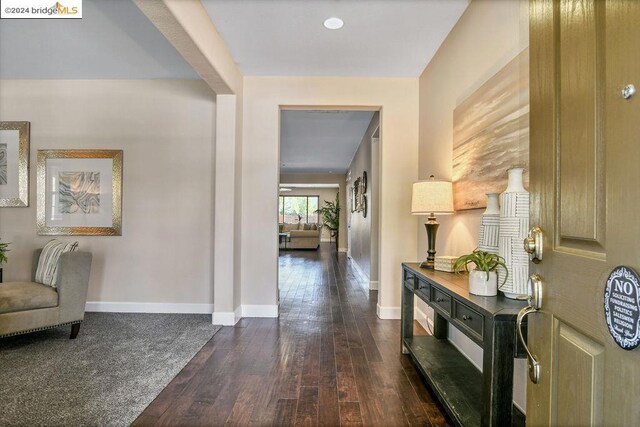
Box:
37, 149, 123, 236
0, 121, 30, 207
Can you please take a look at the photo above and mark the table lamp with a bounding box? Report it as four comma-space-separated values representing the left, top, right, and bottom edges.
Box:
411, 176, 454, 269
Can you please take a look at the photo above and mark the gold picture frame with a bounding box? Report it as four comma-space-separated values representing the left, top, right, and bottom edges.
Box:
37, 149, 123, 236
0, 121, 30, 207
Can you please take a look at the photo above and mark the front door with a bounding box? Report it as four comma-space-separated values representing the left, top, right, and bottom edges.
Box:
527, 0, 640, 425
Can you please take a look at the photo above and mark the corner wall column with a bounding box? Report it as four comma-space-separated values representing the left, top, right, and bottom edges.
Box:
213, 95, 241, 325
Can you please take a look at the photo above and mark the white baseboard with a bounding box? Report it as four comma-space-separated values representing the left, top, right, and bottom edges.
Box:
85, 302, 278, 319
376, 303, 400, 319
212, 305, 242, 326
85, 301, 214, 314
320, 238, 331, 243
369, 280, 379, 290
338, 247, 347, 253
349, 258, 369, 282
414, 306, 434, 332
242, 304, 278, 318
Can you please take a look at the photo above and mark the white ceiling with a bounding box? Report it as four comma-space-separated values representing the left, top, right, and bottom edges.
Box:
0, 0, 199, 79
280, 110, 375, 174
202, 0, 469, 77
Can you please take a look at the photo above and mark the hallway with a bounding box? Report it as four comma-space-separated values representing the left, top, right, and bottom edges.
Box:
135, 244, 450, 426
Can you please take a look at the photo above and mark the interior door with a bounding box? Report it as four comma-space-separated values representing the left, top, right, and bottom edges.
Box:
527, 0, 640, 425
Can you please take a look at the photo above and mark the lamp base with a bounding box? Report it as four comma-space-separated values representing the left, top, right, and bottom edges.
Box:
420, 216, 439, 270
419, 259, 434, 270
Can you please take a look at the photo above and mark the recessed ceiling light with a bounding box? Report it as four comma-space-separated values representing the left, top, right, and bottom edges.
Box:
323, 17, 344, 30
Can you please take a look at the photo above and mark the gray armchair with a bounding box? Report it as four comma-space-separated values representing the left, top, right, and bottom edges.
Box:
0, 249, 92, 339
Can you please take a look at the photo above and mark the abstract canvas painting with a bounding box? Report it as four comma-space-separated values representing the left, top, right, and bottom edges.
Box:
0, 144, 7, 185
58, 171, 100, 214
452, 49, 529, 211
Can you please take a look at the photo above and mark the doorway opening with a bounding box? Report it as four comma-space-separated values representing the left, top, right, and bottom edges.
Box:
277, 108, 381, 304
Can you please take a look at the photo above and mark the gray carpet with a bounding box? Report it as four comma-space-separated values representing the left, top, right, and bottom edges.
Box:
0, 313, 221, 426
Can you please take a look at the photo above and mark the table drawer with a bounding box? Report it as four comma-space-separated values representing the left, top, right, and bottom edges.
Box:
416, 279, 430, 300
453, 300, 484, 340
431, 288, 451, 315
404, 270, 415, 284
403, 272, 415, 290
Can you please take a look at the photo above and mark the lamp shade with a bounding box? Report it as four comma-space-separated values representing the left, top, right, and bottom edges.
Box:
411, 180, 454, 215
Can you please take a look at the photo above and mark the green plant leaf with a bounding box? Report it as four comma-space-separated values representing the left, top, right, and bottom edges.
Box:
454, 249, 508, 285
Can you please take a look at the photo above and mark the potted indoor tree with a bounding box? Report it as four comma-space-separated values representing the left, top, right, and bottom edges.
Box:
453, 249, 508, 296
316, 192, 340, 252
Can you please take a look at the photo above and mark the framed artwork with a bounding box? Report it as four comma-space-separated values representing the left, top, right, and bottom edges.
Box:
0, 121, 30, 207
37, 149, 123, 236
452, 48, 529, 211
352, 172, 368, 218
352, 177, 361, 212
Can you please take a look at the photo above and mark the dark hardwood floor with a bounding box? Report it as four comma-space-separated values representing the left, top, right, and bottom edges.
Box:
134, 244, 450, 426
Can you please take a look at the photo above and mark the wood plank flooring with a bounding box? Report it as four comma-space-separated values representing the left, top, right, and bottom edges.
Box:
134, 244, 450, 426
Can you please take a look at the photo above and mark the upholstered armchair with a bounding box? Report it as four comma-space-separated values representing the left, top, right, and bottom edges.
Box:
0, 249, 92, 339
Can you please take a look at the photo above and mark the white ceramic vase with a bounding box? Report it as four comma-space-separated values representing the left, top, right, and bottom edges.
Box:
478, 193, 500, 255
469, 270, 498, 297
498, 168, 530, 299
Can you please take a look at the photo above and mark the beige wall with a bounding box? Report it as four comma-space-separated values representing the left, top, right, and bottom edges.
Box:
0, 80, 216, 309
134, 0, 245, 323
280, 174, 347, 248
279, 186, 340, 242
242, 77, 419, 317
347, 112, 380, 282
417, 0, 528, 411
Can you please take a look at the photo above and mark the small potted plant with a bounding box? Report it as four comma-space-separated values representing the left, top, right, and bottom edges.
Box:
453, 249, 508, 296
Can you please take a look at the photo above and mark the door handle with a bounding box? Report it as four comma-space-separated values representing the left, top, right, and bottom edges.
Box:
516, 274, 543, 384
524, 226, 544, 264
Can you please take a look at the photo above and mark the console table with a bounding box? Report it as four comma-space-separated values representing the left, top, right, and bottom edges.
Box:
401, 263, 527, 427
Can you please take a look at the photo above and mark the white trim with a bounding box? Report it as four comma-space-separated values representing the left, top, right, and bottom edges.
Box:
85, 301, 214, 314
280, 183, 339, 189
369, 280, 379, 290
338, 247, 348, 253
242, 304, 278, 318
349, 257, 369, 282
414, 306, 435, 333
320, 238, 332, 243
376, 303, 400, 319
212, 306, 242, 326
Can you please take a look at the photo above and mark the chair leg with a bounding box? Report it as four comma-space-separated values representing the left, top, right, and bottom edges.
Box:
70, 323, 81, 339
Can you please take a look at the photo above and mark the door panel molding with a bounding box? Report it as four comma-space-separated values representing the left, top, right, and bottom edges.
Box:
553, 320, 604, 426
556, 0, 606, 255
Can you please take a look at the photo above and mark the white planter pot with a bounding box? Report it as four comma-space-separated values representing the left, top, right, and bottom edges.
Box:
469, 270, 498, 297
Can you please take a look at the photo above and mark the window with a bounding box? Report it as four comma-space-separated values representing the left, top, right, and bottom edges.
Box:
279, 195, 320, 224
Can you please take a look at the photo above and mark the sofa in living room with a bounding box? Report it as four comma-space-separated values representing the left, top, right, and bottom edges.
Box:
280, 223, 321, 249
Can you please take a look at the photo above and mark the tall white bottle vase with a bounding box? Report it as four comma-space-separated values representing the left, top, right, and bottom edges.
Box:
478, 193, 500, 255
498, 168, 530, 299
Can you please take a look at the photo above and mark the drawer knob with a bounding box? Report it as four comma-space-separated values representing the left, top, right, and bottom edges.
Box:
462, 315, 472, 321
436, 298, 445, 303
